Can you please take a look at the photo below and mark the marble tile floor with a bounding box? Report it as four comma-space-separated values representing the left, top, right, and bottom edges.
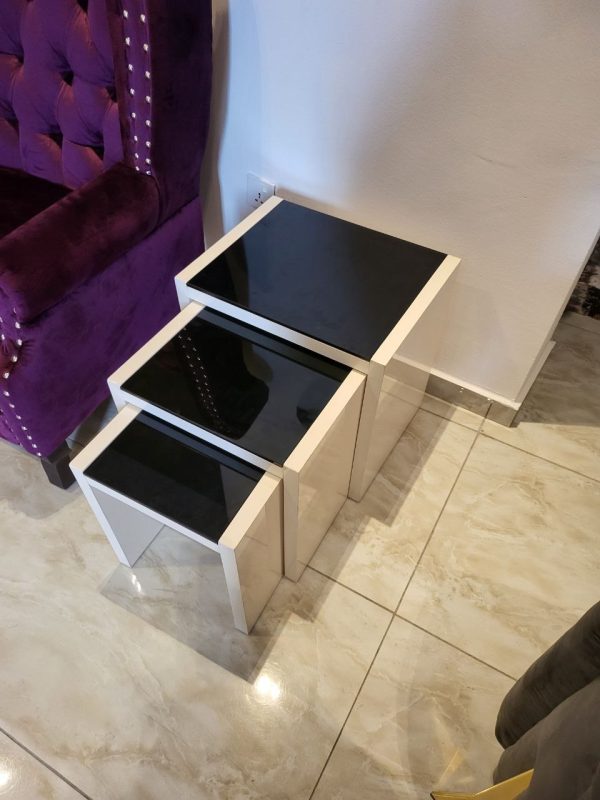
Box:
482, 320, 600, 481
0, 319, 598, 799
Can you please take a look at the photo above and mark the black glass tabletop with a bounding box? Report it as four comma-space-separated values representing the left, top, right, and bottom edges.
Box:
85, 413, 264, 543
188, 200, 447, 360
122, 309, 351, 466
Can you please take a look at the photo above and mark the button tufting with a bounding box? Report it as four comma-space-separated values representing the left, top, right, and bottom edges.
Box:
2, 1, 131, 195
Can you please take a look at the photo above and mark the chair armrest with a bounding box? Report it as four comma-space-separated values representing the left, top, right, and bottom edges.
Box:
0, 163, 160, 323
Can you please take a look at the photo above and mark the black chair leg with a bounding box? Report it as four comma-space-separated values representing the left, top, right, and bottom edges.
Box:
41, 441, 76, 489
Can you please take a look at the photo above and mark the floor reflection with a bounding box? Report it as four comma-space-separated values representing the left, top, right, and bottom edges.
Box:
101, 527, 275, 680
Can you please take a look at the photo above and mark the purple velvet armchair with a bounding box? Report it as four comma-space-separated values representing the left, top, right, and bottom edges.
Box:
0, 0, 212, 486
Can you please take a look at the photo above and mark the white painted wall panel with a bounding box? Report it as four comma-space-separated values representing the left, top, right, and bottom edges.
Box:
202, 0, 600, 401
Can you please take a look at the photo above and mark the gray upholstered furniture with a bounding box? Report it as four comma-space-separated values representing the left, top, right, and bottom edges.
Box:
494, 601, 600, 799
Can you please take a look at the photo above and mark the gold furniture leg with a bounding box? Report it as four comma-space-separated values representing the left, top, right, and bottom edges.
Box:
431, 768, 533, 800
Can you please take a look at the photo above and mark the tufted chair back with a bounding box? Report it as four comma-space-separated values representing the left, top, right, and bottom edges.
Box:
0, 0, 212, 220
0, 0, 122, 188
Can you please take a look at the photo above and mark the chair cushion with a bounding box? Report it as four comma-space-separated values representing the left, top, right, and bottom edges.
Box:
494, 678, 600, 800
496, 601, 600, 748
0, 166, 71, 238
0, 161, 160, 323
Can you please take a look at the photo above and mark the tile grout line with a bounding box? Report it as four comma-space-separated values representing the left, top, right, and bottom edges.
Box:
307, 606, 396, 799
393, 430, 479, 615
421, 400, 485, 433
0, 726, 94, 800
308, 428, 481, 800
306, 564, 395, 614
308, 563, 515, 679
479, 429, 600, 486
395, 614, 517, 681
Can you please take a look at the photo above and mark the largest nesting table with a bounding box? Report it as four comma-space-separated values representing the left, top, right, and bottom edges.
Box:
71, 197, 459, 634
176, 197, 459, 501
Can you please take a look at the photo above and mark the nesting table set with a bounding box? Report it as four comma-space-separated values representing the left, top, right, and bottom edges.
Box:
71, 198, 459, 633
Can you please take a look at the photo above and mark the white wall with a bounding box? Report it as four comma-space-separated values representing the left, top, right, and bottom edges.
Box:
201, 0, 600, 403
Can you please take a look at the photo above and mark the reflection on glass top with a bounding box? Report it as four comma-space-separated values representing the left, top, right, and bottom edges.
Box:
122, 309, 351, 466
85, 413, 264, 543
188, 200, 447, 360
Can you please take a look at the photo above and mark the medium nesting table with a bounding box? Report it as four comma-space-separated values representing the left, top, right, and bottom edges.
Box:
72, 197, 460, 634
107, 304, 365, 582
72, 306, 365, 632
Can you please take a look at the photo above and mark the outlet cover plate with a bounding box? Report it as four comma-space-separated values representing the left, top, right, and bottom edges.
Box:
247, 173, 276, 210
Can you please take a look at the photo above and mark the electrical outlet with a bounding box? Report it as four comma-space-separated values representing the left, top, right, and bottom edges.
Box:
247, 173, 276, 210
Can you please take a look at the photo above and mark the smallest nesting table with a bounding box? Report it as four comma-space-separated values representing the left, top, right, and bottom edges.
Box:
71, 407, 282, 633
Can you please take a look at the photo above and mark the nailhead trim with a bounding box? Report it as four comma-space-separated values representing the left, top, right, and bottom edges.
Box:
0, 312, 41, 455
123, 5, 152, 176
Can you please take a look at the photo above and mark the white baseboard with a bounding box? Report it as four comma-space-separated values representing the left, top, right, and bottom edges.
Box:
427, 368, 521, 411
428, 337, 556, 415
